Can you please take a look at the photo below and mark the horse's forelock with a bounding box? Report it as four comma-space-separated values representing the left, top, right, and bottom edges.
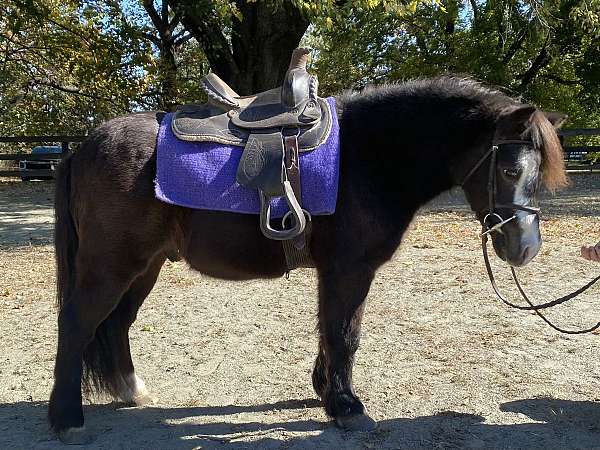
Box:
529, 111, 568, 191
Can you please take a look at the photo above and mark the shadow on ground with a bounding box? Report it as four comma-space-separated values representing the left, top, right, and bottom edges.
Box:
2, 397, 600, 449
0, 182, 54, 248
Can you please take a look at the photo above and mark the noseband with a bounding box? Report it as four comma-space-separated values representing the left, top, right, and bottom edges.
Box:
462, 140, 600, 334
461, 140, 541, 233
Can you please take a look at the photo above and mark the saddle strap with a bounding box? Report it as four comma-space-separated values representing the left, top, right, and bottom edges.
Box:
284, 134, 306, 250
282, 134, 314, 271
283, 220, 315, 271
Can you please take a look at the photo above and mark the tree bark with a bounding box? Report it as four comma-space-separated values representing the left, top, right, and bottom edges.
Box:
174, 1, 309, 94
229, 1, 310, 94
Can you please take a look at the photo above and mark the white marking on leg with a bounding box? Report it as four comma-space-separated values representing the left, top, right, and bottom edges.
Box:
119, 372, 150, 403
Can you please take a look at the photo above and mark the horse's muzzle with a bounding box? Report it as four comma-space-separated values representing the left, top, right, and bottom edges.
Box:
490, 213, 541, 267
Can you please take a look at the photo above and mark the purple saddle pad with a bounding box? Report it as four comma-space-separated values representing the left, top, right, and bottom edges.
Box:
155, 97, 339, 218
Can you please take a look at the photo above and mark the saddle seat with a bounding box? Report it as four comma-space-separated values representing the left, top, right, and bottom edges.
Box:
171, 48, 333, 243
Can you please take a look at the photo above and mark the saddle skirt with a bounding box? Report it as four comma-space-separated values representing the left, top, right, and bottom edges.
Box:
154, 97, 340, 218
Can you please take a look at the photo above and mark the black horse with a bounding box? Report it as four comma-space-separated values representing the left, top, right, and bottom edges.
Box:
49, 76, 567, 443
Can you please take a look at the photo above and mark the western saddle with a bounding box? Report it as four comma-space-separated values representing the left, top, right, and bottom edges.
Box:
172, 48, 333, 244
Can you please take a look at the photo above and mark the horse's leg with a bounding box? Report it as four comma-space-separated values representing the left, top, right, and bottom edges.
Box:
111, 254, 166, 405
49, 235, 168, 443
48, 252, 149, 444
314, 264, 377, 431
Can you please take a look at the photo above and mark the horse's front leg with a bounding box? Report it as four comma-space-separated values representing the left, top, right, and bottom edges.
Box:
313, 264, 377, 431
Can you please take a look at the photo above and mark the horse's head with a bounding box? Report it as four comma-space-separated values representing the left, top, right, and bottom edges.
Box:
461, 105, 568, 267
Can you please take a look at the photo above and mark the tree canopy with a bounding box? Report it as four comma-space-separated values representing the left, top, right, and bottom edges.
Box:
1, 0, 598, 137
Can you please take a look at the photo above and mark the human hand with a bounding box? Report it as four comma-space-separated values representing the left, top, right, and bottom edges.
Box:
581, 241, 600, 262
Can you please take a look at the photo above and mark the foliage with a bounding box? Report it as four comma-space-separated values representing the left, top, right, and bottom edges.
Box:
0, 0, 152, 134
0, 0, 207, 137
310, 0, 600, 128
0, 0, 599, 138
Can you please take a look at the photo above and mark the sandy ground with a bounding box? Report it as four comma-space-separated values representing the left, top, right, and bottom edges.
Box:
0, 175, 599, 450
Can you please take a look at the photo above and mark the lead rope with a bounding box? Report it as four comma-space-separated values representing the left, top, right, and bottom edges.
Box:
482, 233, 600, 334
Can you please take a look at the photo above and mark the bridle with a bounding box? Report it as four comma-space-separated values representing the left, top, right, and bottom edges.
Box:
461, 140, 600, 334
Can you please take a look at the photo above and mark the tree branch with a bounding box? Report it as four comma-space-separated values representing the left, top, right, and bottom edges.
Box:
141, 32, 161, 46
502, 27, 527, 64
161, 0, 169, 23
173, 32, 194, 48
539, 74, 581, 85
143, 0, 167, 37
169, 11, 182, 30
469, 0, 479, 27
172, 0, 237, 81
517, 35, 551, 89
27, 77, 128, 110
45, 17, 93, 48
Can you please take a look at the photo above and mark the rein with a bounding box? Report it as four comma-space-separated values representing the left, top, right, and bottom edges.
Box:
482, 234, 600, 334
462, 140, 600, 334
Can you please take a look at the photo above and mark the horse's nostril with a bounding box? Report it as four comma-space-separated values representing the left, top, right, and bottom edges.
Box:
521, 245, 538, 264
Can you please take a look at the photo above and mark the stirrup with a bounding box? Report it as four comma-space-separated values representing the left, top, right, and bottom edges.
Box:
259, 181, 306, 241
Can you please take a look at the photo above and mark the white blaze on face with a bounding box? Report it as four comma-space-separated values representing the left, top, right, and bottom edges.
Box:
513, 151, 540, 209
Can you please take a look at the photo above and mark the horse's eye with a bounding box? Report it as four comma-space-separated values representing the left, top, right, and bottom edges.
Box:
503, 168, 520, 178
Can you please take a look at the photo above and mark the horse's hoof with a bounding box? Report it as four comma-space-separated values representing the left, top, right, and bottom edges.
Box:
335, 413, 377, 432
131, 393, 158, 406
58, 427, 94, 445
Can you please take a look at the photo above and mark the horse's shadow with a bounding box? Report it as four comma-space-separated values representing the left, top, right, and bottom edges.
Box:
3, 397, 600, 449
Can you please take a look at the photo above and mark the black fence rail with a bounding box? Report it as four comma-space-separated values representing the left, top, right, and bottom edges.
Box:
560, 128, 600, 172
0, 135, 85, 179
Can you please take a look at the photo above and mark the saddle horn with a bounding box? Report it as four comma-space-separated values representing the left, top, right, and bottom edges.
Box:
287, 48, 310, 71
281, 48, 312, 108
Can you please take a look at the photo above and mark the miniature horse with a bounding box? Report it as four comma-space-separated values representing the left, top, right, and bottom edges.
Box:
49, 77, 567, 443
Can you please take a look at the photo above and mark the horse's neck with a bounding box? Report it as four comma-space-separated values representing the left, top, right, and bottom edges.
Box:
339, 92, 493, 208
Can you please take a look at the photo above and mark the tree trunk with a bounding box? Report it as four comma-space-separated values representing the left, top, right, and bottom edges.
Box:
158, 44, 179, 111
229, 2, 310, 94
175, 1, 309, 95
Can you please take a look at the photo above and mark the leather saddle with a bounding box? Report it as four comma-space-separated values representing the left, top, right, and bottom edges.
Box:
172, 48, 333, 242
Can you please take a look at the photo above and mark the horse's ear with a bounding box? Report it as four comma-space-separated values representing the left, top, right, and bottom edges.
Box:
500, 105, 537, 124
497, 105, 537, 135
542, 111, 568, 129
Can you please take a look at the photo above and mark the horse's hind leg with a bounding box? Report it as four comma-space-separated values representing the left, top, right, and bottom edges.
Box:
48, 246, 164, 444
313, 264, 377, 431
107, 254, 166, 406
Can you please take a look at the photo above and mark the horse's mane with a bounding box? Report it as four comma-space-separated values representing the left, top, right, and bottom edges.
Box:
341, 76, 567, 190
528, 111, 568, 190
348, 75, 519, 111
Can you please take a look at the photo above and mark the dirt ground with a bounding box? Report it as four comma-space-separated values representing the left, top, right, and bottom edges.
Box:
0, 174, 599, 450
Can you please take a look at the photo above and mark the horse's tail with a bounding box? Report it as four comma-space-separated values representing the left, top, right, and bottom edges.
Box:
54, 153, 78, 308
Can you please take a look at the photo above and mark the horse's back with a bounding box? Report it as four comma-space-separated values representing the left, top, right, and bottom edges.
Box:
73, 112, 165, 189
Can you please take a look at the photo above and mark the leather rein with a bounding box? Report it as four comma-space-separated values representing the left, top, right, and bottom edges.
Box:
461, 140, 600, 334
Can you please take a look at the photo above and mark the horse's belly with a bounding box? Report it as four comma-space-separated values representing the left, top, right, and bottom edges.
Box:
181, 210, 288, 280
